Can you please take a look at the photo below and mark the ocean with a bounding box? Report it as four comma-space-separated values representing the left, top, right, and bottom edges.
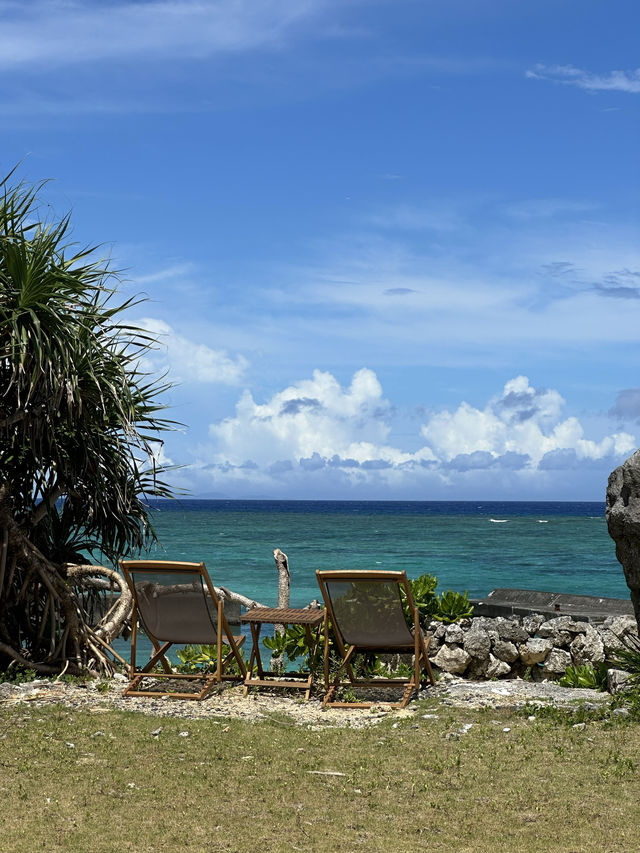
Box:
140, 499, 627, 607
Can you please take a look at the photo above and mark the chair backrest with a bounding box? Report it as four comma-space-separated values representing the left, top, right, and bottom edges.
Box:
316, 570, 416, 648
120, 560, 221, 645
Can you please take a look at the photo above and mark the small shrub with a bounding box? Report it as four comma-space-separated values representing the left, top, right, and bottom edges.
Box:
405, 573, 439, 622
558, 662, 608, 691
433, 589, 474, 624
175, 643, 245, 677
263, 624, 310, 664
0, 665, 37, 684
404, 573, 472, 625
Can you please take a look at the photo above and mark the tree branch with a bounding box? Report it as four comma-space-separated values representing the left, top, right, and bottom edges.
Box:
31, 484, 65, 527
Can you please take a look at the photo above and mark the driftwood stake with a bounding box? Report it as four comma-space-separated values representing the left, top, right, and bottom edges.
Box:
270, 548, 291, 673
274, 548, 290, 611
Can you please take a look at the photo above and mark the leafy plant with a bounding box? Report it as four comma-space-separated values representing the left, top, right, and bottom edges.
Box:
403, 573, 472, 625
263, 625, 310, 664
558, 662, 608, 691
433, 589, 474, 624
611, 632, 640, 683
371, 658, 413, 679
0, 665, 37, 684
0, 169, 177, 677
175, 643, 245, 677
263, 623, 327, 675
405, 573, 439, 623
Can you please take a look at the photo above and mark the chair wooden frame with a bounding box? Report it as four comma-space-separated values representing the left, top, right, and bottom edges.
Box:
120, 559, 247, 700
316, 569, 435, 709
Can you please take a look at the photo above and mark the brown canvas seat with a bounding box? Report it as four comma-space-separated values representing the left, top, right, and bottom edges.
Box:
316, 569, 435, 708
120, 560, 246, 700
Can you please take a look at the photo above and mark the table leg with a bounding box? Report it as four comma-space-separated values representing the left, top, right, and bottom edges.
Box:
251, 621, 265, 677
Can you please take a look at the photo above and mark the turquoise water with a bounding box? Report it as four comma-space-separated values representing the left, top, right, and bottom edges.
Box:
141, 500, 626, 606
115, 499, 626, 666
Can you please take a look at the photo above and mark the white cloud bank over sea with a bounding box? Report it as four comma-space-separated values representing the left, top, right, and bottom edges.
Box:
170, 371, 636, 500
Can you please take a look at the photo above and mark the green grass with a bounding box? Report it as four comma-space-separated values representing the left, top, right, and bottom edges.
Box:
1, 701, 640, 852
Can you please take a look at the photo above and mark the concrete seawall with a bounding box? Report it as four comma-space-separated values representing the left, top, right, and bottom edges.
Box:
471, 588, 633, 625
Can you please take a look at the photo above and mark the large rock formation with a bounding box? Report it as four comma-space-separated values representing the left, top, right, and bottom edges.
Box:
424, 613, 637, 680
606, 449, 640, 633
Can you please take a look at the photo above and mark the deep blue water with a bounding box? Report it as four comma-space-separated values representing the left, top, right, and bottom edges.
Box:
139, 499, 625, 606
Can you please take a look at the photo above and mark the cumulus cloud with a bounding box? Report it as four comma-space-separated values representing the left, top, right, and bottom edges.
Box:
191, 371, 636, 496
140, 318, 248, 384
526, 64, 640, 94
420, 376, 635, 467
207, 367, 429, 467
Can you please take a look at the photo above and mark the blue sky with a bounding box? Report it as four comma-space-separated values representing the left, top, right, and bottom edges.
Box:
3, 0, 640, 500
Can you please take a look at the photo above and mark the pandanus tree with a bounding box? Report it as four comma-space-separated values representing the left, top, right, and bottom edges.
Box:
0, 170, 175, 675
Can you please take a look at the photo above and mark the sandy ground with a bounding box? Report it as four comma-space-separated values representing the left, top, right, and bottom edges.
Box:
0, 672, 611, 729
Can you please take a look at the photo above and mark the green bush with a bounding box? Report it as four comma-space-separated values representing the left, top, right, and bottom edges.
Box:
175, 643, 245, 677
0, 665, 37, 684
404, 572, 473, 625
403, 573, 473, 625
558, 662, 608, 691
433, 589, 474, 624
405, 573, 439, 622
263, 623, 328, 676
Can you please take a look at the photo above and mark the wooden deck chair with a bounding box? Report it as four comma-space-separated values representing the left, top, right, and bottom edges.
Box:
316, 569, 435, 708
120, 560, 247, 700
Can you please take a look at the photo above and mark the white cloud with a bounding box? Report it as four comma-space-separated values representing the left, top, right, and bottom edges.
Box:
208, 367, 428, 465
0, 0, 328, 70
190, 371, 636, 497
264, 210, 640, 369
140, 318, 248, 384
420, 376, 635, 466
134, 263, 196, 285
526, 64, 640, 94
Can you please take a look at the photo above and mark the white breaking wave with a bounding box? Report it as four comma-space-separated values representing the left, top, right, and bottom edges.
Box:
490, 518, 508, 523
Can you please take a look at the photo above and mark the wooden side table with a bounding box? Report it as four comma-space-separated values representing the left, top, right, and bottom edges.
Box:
240, 606, 325, 700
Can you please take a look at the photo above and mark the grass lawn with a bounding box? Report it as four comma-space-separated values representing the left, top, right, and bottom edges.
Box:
1, 699, 639, 852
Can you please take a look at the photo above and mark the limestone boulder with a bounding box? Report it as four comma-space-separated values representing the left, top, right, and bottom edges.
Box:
467, 656, 490, 679
519, 637, 553, 666
522, 613, 545, 633
492, 639, 519, 663
607, 668, 633, 695
570, 621, 589, 634
469, 617, 499, 642
569, 625, 605, 665
537, 617, 579, 647
606, 450, 640, 632
430, 622, 447, 640
494, 617, 529, 644
538, 615, 580, 635
463, 627, 491, 660
426, 635, 441, 656
541, 647, 572, 675
433, 644, 471, 675
486, 654, 511, 679
599, 615, 638, 656
444, 623, 464, 644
